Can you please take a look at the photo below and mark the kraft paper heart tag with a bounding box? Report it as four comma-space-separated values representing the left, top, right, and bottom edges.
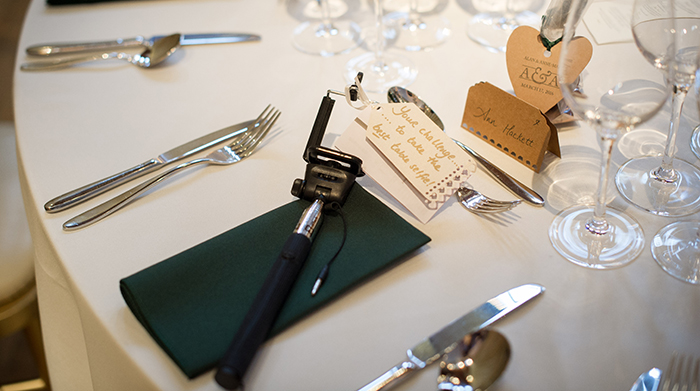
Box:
505, 25, 592, 113
461, 82, 560, 173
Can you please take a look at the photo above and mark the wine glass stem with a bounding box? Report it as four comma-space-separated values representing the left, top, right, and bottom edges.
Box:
373, 0, 386, 71
319, 0, 333, 32
654, 84, 688, 183
409, 0, 421, 23
587, 135, 615, 235
504, 0, 515, 20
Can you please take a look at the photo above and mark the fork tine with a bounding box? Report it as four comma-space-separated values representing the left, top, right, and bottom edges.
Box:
691, 356, 699, 391
229, 105, 274, 149
474, 203, 519, 213
663, 353, 700, 391
243, 110, 280, 154
233, 109, 280, 158
457, 187, 520, 214
481, 198, 520, 208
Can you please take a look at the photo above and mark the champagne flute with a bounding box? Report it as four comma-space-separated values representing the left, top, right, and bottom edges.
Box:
615, 0, 700, 217
293, 0, 361, 56
383, 0, 451, 51
549, 0, 670, 268
344, 0, 417, 93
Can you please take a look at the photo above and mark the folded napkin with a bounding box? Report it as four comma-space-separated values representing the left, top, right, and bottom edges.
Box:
120, 185, 430, 378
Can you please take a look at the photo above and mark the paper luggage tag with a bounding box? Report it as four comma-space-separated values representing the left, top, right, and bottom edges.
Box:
334, 106, 476, 223
365, 103, 473, 206
461, 82, 560, 173
505, 26, 592, 113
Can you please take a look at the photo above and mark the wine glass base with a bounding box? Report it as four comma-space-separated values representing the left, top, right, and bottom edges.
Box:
652, 221, 700, 284
691, 124, 700, 160
344, 52, 417, 93
615, 156, 700, 217
467, 11, 539, 52
549, 205, 644, 269
293, 21, 361, 57
383, 12, 451, 51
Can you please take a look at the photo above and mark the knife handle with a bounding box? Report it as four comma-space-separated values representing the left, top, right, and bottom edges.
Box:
358, 361, 419, 391
452, 139, 545, 207
44, 159, 161, 213
26, 37, 144, 56
215, 233, 312, 390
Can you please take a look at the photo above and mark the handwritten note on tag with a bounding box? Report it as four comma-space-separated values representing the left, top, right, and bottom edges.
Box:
461, 82, 560, 173
366, 103, 472, 204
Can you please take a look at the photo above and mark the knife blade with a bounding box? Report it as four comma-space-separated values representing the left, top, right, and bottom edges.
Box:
452, 139, 545, 207
357, 283, 545, 391
44, 119, 255, 213
26, 33, 261, 57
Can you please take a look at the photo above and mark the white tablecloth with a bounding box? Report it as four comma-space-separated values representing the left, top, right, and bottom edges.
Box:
13, 0, 700, 390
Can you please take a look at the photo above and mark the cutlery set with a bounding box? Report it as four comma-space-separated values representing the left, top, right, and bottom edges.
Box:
48, 106, 278, 230
21, 32, 260, 70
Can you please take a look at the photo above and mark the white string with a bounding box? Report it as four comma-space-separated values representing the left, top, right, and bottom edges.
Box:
344, 73, 377, 110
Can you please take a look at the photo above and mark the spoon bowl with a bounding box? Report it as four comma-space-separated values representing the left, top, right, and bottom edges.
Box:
437, 329, 511, 391
21, 33, 181, 71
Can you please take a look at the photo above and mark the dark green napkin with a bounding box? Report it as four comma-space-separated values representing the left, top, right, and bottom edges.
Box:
120, 185, 430, 378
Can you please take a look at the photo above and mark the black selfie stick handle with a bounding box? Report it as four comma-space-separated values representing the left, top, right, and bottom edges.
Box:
303, 95, 334, 162
215, 200, 322, 390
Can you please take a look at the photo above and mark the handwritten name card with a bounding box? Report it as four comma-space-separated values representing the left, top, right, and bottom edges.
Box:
461, 82, 560, 173
366, 103, 472, 205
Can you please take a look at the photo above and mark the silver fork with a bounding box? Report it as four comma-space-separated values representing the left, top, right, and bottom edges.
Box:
456, 187, 521, 214
662, 352, 700, 391
63, 106, 280, 231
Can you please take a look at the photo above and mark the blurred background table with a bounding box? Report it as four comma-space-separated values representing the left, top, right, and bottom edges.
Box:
12, 0, 700, 390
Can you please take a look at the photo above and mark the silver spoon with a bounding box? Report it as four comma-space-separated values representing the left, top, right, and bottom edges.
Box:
20, 33, 181, 71
437, 329, 511, 391
387, 86, 545, 207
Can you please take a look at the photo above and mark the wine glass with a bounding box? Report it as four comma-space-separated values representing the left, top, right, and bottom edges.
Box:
467, 0, 540, 52
689, 46, 700, 159
651, 221, 700, 284
344, 0, 417, 93
292, 0, 361, 56
383, 0, 451, 51
615, 0, 700, 217
549, 0, 670, 268
652, 42, 700, 285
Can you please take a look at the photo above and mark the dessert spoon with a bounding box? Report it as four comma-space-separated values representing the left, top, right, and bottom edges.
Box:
437, 329, 511, 390
21, 33, 181, 71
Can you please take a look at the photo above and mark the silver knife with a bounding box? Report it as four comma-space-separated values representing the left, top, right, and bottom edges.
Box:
26, 33, 261, 57
44, 119, 255, 213
452, 139, 545, 207
358, 283, 545, 391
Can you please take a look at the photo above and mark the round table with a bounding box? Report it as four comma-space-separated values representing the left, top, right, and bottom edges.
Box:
13, 0, 700, 390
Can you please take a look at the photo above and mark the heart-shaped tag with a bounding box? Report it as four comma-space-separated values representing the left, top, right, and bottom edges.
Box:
506, 26, 592, 113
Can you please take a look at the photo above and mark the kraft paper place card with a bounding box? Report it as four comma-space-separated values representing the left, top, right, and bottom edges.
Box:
505, 25, 592, 113
461, 82, 560, 173
335, 105, 476, 223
